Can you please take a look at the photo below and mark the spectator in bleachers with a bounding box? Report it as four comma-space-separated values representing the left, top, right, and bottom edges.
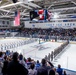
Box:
19, 54, 27, 68
7, 52, 28, 75
37, 59, 48, 75
6, 50, 10, 56
35, 60, 41, 70
10, 51, 13, 56
53, 67, 59, 75
62, 70, 67, 75
27, 57, 32, 69
2, 56, 8, 75
24, 57, 28, 68
57, 64, 63, 75
28, 63, 37, 75
0, 52, 3, 74
49, 69, 55, 75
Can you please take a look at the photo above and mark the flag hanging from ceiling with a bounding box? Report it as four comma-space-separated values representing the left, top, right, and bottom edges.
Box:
48, 11, 52, 21
38, 9, 44, 20
30, 9, 48, 21
38, 9, 48, 20
14, 10, 20, 26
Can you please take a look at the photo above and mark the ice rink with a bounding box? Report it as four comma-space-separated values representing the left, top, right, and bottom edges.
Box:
16, 41, 76, 71
10, 40, 62, 60
0, 38, 76, 71
53, 43, 76, 71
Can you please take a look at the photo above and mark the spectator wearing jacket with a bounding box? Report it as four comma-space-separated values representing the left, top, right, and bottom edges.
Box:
62, 70, 67, 75
37, 59, 48, 75
7, 52, 28, 75
57, 64, 63, 75
49, 69, 55, 75
53, 68, 59, 75
2, 56, 8, 75
0, 52, 3, 74
28, 63, 37, 75
35, 60, 41, 70
19, 54, 27, 68
27, 57, 32, 69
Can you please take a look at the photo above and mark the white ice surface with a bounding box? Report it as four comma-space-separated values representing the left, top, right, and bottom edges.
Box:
0, 39, 76, 71
53, 44, 76, 71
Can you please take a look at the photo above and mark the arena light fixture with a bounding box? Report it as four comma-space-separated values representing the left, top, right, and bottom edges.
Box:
53, 13, 59, 19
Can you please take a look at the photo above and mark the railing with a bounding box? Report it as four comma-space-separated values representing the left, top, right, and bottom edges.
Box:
64, 68, 76, 75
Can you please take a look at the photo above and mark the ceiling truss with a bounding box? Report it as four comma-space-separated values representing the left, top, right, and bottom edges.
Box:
0, 0, 76, 19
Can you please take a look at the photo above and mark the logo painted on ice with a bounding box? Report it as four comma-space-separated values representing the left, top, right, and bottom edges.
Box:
31, 44, 50, 51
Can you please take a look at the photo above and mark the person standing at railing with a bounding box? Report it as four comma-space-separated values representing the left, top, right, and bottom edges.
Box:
37, 59, 48, 75
53, 68, 59, 75
7, 52, 28, 75
62, 70, 67, 75
49, 69, 55, 75
57, 64, 63, 75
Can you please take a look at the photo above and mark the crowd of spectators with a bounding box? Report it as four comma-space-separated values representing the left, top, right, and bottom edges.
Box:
17, 28, 76, 41
0, 28, 76, 41
0, 51, 68, 75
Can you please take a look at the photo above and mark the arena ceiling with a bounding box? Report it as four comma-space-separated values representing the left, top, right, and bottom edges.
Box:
0, 0, 76, 20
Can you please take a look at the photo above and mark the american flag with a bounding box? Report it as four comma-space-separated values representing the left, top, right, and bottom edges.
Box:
14, 11, 20, 26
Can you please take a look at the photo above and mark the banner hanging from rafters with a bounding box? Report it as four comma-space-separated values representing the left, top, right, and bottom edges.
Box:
14, 10, 20, 26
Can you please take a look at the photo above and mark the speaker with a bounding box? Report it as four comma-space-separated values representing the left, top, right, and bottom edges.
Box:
12, 0, 17, 3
